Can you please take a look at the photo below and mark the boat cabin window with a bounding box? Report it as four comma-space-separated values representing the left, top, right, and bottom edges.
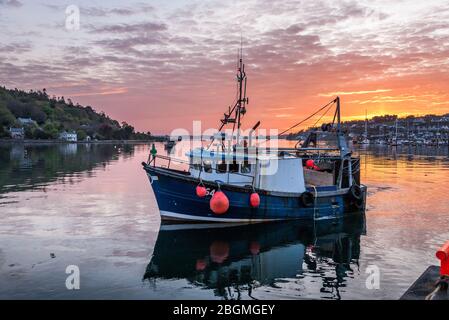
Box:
190, 157, 202, 171
229, 161, 239, 173
217, 161, 227, 173
241, 161, 251, 174
203, 160, 212, 173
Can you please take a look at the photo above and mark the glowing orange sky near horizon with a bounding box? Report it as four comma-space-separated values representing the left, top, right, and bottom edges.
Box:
70, 70, 449, 134
1, 1, 449, 133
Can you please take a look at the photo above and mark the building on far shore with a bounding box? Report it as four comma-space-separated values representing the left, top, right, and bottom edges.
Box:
59, 131, 77, 142
17, 117, 36, 126
9, 127, 24, 139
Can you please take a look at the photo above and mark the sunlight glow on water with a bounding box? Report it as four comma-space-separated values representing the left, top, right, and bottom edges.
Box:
0, 142, 448, 299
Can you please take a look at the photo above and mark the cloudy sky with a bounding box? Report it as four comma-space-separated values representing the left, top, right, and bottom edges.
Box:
1, 0, 449, 133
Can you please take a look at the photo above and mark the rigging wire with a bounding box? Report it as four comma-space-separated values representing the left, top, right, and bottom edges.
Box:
311, 100, 336, 129
278, 98, 337, 136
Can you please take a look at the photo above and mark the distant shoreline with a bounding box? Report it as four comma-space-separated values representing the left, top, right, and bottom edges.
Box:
0, 139, 164, 145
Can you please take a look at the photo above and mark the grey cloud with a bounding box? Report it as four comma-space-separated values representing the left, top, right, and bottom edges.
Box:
0, 60, 69, 87
0, 42, 31, 53
94, 34, 166, 52
0, 0, 22, 7
44, 3, 154, 17
89, 22, 167, 34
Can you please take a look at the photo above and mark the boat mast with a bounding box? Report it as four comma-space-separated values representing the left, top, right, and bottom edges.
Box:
395, 118, 398, 143
364, 109, 368, 140
207, 46, 248, 151
406, 119, 409, 141
334, 97, 351, 188
335, 97, 349, 156
234, 43, 248, 146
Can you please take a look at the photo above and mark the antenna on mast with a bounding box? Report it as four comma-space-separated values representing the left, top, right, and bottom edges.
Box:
235, 35, 248, 146
240, 33, 243, 59
208, 38, 249, 150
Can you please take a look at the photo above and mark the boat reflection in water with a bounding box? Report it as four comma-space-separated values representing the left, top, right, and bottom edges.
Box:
144, 213, 366, 300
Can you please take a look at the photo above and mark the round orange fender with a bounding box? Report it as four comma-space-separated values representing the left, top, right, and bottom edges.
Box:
306, 159, 314, 168
210, 191, 229, 214
250, 192, 260, 208
196, 185, 207, 197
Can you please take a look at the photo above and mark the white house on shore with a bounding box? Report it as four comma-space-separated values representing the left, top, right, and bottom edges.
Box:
9, 127, 25, 139
17, 117, 36, 126
59, 131, 77, 142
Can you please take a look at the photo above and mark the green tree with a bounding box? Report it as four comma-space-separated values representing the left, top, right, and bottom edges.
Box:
43, 122, 59, 139
98, 124, 113, 140
76, 129, 87, 141
0, 126, 11, 138
34, 128, 51, 139
0, 103, 16, 126
121, 122, 135, 139
24, 126, 34, 139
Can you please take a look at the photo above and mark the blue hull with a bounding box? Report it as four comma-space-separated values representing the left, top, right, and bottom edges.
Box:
143, 166, 366, 222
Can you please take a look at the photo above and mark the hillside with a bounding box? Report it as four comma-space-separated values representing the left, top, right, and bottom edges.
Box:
0, 86, 152, 140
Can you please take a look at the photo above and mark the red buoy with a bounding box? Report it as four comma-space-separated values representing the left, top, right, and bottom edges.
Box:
306, 159, 314, 168
312, 165, 320, 171
210, 191, 229, 214
250, 192, 260, 208
196, 185, 207, 197
436, 241, 449, 276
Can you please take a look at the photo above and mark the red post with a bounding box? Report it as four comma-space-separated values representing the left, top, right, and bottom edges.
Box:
436, 241, 449, 276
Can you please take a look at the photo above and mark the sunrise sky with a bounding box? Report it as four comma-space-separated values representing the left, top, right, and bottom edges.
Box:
1, 0, 449, 133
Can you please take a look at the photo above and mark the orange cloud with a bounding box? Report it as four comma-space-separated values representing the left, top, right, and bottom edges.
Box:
70, 87, 128, 97
319, 89, 393, 97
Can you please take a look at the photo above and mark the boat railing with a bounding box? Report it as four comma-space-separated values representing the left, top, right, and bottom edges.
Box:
147, 154, 256, 185
148, 154, 178, 169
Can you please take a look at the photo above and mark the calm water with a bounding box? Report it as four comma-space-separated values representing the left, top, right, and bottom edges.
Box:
0, 141, 448, 300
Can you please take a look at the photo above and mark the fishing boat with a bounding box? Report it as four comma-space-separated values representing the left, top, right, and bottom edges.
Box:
142, 54, 367, 222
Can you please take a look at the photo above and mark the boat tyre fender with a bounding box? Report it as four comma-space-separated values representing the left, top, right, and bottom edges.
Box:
300, 191, 314, 207
350, 184, 363, 200
353, 196, 364, 209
